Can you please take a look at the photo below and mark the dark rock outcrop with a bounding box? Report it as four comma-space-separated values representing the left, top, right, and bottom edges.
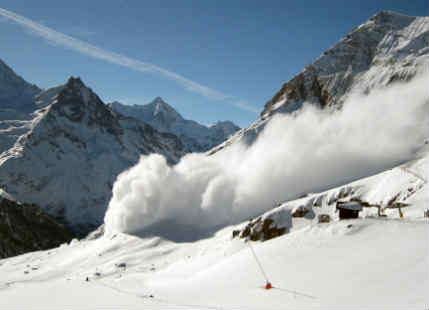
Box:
235, 216, 288, 242
0, 197, 75, 258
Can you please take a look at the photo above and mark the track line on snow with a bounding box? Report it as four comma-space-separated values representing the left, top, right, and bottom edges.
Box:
272, 286, 318, 299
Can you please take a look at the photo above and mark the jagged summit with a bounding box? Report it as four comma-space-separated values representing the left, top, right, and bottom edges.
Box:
109, 98, 240, 152
151, 96, 166, 104
147, 96, 184, 122
65, 76, 85, 89
369, 10, 419, 24
34, 77, 90, 110
208, 11, 428, 155
262, 10, 427, 118
0, 58, 40, 112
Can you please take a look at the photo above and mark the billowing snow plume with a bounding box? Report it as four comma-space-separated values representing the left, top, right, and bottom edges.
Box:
104, 76, 428, 235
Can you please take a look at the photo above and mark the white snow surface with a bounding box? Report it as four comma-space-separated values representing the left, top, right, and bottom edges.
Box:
0, 153, 427, 309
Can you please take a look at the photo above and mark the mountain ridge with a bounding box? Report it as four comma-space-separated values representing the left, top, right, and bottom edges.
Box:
0, 76, 186, 232
109, 98, 240, 152
209, 11, 428, 155
0, 58, 40, 114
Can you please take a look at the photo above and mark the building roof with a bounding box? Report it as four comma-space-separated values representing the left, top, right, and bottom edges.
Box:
336, 201, 363, 211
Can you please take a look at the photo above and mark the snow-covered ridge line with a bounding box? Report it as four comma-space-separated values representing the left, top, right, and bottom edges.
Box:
109, 99, 240, 153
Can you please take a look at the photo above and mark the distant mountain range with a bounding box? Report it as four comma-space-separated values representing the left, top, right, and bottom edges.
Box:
109, 99, 240, 152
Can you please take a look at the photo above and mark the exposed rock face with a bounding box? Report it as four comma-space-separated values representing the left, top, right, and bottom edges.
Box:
233, 208, 293, 242
238, 217, 287, 241
0, 58, 40, 114
261, 11, 428, 118
318, 214, 331, 223
0, 77, 186, 232
0, 59, 42, 154
109, 98, 240, 152
209, 11, 428, 155
0, 196, 74, 258
292, 205, 314, 218
35, 84, 65, 109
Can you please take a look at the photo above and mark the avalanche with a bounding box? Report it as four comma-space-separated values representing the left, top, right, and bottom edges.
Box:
104, 74, 428, 235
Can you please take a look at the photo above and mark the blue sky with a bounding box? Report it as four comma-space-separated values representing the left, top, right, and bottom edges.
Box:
0, 1, 427, 127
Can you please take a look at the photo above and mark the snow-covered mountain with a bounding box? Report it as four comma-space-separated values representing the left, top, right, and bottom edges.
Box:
0, 77, 186, 232
209, 11, 428, 154
109, 98, 240, 152
0, 58, 40, 117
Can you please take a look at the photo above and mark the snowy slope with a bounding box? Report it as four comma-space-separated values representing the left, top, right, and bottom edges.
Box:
210, 11, 428, 154
0, 119, 35, 155
0, 153, 427, 309
109, 98, 240, 152
231, 148, 428, 241
0, 77, 186, 232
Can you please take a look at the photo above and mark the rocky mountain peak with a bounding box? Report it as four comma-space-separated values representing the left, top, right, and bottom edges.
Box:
65, 76, 85, 90
368, 10, 416, 27
48, 76, 121, 135
0, 58, 40, 111
260, 11, 428, 118
152, 96, 165, 104
149, 96, 183, 121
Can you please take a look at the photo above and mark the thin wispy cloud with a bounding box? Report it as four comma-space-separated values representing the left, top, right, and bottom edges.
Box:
62, 26, 96, 38
234, 100, 260, 113
0, 7, 257, 113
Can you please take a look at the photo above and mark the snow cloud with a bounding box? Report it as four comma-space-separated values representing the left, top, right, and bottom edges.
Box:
0, 7, 255, 112
104, 75, 428, 235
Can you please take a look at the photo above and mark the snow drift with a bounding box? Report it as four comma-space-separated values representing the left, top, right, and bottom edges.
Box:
104, 76, 428, 235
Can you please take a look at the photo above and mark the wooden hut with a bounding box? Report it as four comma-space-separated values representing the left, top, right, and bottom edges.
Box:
336, 201, 363, 219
